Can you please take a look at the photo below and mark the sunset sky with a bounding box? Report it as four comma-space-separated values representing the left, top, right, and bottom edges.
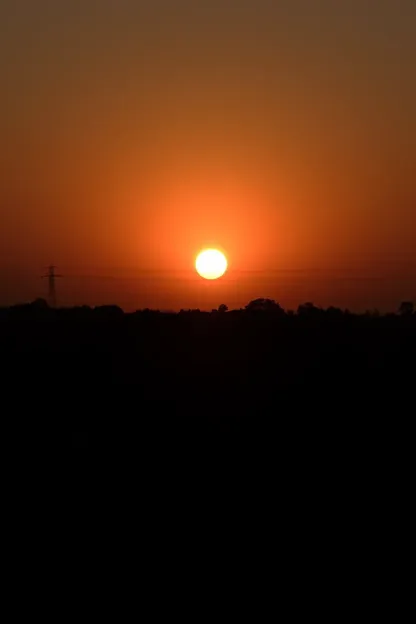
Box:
1, 0, 415, 311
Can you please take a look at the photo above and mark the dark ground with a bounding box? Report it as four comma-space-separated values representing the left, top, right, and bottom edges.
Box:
2, 302, 412, 624
2, 299, 414, 605
1, 301, 414, 490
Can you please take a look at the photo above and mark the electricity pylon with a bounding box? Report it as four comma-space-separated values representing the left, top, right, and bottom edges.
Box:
42, 265, 62, 308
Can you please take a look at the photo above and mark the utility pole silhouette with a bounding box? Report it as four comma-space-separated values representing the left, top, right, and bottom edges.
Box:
42, 265, 62, 308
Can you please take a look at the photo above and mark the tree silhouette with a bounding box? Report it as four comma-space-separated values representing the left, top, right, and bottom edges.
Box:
32, 298, 49, 309
399, 301, 414, 316
326, 306, 344, 318
245, 298, 284, 313
218, 304, 228, 313
297, 302, 321, 317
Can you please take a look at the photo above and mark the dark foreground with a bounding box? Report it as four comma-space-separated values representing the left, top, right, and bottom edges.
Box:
1, 301, 414, 493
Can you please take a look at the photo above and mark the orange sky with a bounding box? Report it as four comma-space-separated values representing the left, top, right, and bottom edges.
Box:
1, 1, 415, 310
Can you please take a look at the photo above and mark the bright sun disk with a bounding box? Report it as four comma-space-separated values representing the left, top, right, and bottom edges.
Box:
195, 249, 228, 280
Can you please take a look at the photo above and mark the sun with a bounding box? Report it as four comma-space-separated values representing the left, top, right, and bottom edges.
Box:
195, 249, 228, 280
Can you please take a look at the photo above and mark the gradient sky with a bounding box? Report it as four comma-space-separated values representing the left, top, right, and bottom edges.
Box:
1, 0, 415, 310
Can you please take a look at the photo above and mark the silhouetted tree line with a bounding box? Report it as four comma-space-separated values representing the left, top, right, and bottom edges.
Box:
0, 296, 414, 320
1, 294, 415, 483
